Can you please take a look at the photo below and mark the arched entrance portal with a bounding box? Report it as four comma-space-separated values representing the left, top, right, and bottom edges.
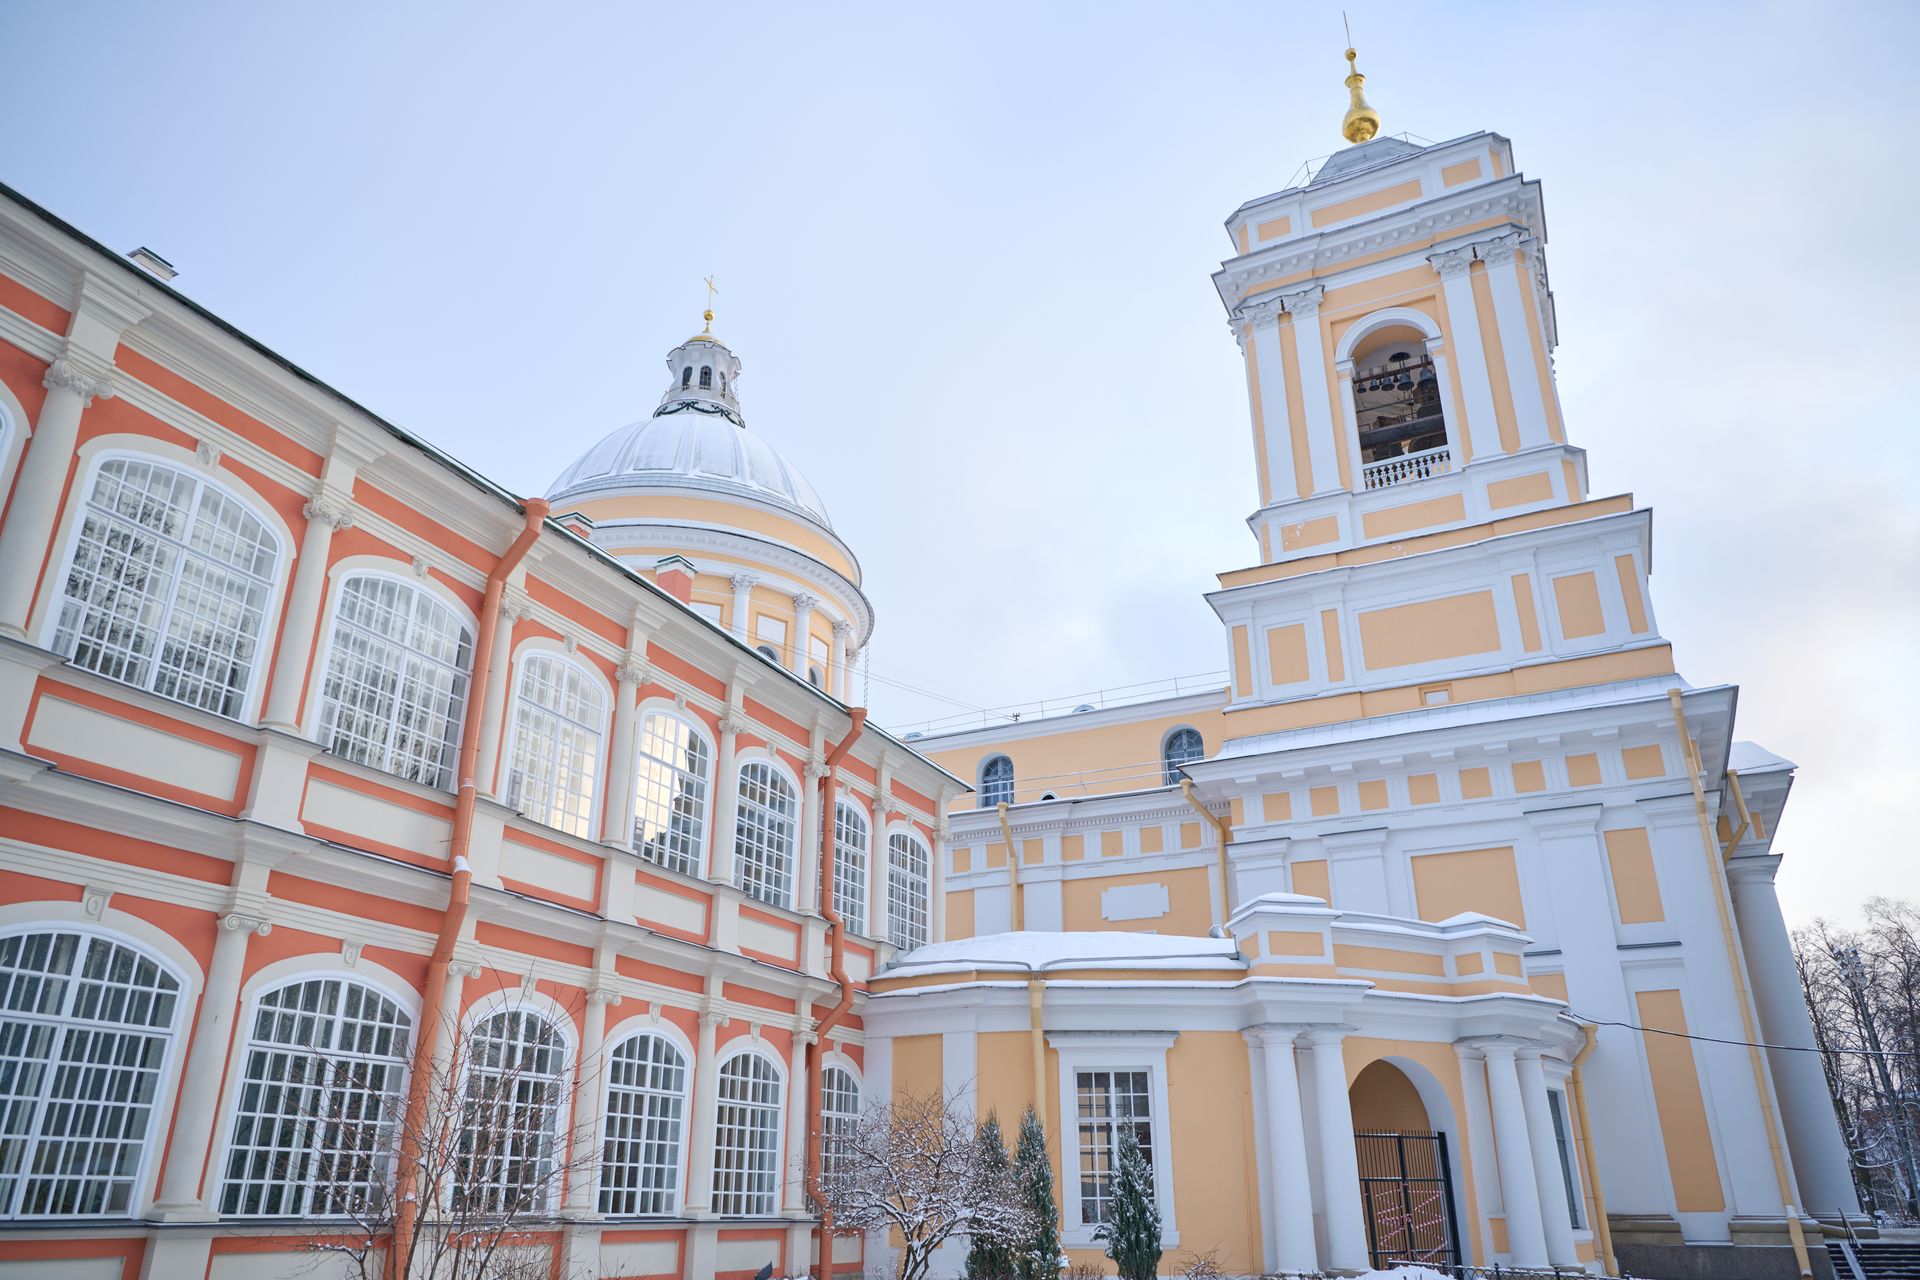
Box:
1350, 1060, 1463, 1271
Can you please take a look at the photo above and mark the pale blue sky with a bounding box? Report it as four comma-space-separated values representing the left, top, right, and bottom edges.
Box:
2, 1, 1914, 925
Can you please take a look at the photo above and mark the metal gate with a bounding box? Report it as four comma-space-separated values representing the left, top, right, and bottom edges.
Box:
1354, 1129, 1461, 1271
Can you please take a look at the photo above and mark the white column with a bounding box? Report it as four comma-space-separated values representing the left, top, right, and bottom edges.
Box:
1250, 1027, 1317, 1274
1453, 1043, 1502, 1269
1481, 234, 1554, 449
799, 753, 826, 916
0, 358, 115, 637
262, 489, 353, 730
476, 587, 531, 800
1234, 296, 1299, 505
1306, 1031, 1369, 1273
605, 656, 647, 846
151, 911, 270, 1217
790, 594, 816, 674
1483, 1043, 1548, 1267
784, 1029, 813, 1213
830, 623, 852, 700
729, 573, 759, 641
1427, 246, 1505, 463
564, 989, 619, 1215
710, 708, 742, 885
1517, 1050, 1578, 1266
1730, 855, 1862, 1217
1281, 286, 1342, 496
684, 1010, 724, 1216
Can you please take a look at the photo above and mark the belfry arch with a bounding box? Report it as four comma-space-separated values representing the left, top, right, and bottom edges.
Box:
1349, 1056, 1467, 1272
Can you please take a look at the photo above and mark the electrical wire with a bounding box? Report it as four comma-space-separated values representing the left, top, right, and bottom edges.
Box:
1568, 1010, 1916, 1060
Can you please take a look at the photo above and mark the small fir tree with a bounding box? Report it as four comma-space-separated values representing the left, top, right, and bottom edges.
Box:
966, 1112, 1018, 1280
1013, 1106, 1061, 1280
1095, 1124, 1160, 1280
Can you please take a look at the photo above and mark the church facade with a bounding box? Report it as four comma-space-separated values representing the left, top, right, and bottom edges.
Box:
0, 52, 1856, 1280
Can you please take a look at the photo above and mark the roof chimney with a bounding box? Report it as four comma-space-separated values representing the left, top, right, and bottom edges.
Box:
127, 247, 177, 282
653, 554, 696, 605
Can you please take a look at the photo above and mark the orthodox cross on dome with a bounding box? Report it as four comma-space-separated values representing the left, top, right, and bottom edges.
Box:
701, 275, 718, 339
1340, 15, 1382, 144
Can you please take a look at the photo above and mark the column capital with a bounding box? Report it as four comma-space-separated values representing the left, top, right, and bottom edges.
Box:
1231, 293, 1287, 332
804, 753, 830, 781
219, 911, 273, 937
1726, 853, 1784, 888
499, 586, 536, 623
42, 354, 116, 407
586, 988, 624, 1007
716, 712, 745, 736
1476, 231, 1528, 267
1428, 244, 1478, 281
1280, 283, 1325, 317
302, 489, 356, 532
1460, 1035, 1524, 1060
616, 657, 651, 687
1242, 1022, 1310, 1049
1302, 1025, 1356, 1048
791, 593, 818, 612
730, 572, 760, 592
831, 619, 852, 639
699, 1009, 730, 1030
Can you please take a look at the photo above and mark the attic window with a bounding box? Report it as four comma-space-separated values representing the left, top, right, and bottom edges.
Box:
682, 367, 693, 388
699, 367, 713, 389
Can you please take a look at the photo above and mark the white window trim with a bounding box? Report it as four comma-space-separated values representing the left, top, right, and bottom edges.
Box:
884, 825, 932, 952
631, 702, 718, 877
832, 794, 874, 936
598, 1020, 696, 1218
732, 751, 802, 912
503, 642, 611, 841
1048, 1031, 1179, 1248
708, 1041, 787, 1218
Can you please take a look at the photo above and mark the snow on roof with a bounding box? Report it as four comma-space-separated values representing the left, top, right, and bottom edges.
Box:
1729, 741, 1796, 774
882, 931, 1242, 977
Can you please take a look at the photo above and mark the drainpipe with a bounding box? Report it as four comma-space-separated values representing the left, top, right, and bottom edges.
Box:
1722, 768, 1754, 860
1570, 1024, 1617, 1276
389, 498, 548, 1278
996, 802, 1024, 932
1668, 690, 1813, 1280
807, 708, 867, 1280
1178, 779, 1233, 928
1028, 977, 1047, 1131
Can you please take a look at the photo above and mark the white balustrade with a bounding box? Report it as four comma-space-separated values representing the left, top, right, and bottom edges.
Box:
1363, 444, 1450, 491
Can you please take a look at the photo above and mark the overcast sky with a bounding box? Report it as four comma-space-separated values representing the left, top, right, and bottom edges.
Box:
3, 1, 1914, 928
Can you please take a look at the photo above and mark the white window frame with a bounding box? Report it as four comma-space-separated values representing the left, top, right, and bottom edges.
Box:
0, 923, 186, 1220
630, 706, 715, 877
979, 754, 1014, 809
598, 1023, 693, 1217
1160, 726, 1204, 785
819, 1058, 862, 1181
733, 754, 800, 911
215, 972, 415, 1218
41, 449, 285, 721
1049, 1032, 1178, 1248
310, 567, 476, 791
504, 646, 609, 840
885, 828, 931, 952
1546, 1085, 1584, 1231
831, 796, 872, 934
709, 1044, 785, 1218
453, 999, 574, 1216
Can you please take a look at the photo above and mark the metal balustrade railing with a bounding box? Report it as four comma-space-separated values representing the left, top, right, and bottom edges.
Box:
1363, 444, 1451, 491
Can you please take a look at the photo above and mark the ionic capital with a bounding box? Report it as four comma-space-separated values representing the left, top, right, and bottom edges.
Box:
220, 912, 273, 937
499, 586, 536, 623
617, 657, 651, 687
587, 988, 625, 1008
303, 489, 356, 532
42, 354, 116, 407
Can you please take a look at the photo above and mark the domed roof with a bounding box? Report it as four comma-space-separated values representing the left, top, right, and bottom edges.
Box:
546, 407, 833, 529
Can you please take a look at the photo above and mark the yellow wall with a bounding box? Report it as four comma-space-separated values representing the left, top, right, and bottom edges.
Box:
1358, 590, 1503, 671
924, 703, 1230, 805
1060, 866, 1215, 936
1166, 1032, 1263, 1274
1635, 989, 1727, 1212
1350, 1059, 1431, 1131
1604, 828, 1665, 924
1411, 846, 1526, 927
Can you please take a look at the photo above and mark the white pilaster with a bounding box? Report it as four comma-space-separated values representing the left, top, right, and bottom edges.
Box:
784, 1029, 814, 1213
0, 359, 114, 638
1481, 235, 1554, 449
1250, 1026, 1317, 1274
1427, 246, 1505, 462
262, 488, 353, 731
730, 573, 759, 641
1235, 295, 1299, 503
790, 593, 816, 674
710, 705, 743, 885
1517, 1050, 1579, 1266
1483, 1043, 1548, 1267
564, 988, 620, 1215
1306, 1030, 1370, 1273
1282, 286, 1343, 495
684, 1008, 724, 1216
830, 622, 852, 700
605, 653, 648, 847
477, 586, 532, 800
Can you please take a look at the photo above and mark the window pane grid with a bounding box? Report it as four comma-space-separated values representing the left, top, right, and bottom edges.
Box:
0, 931, 179, 1219
734, 763, 796, 909
507, 655, 605, 838
1161, 729, 1204, 785
599, 1033, 687, 1216
52, 459, 276, 718
1075, 1069, 1151, 1226
980, 756, 1014, 808
317, 576, 473, 789
832, 802, 869, 930
633, 715, 711, 876
711, 1054, 781, 1217
886, 833, 931, 951
820, 1066, 859, 1181
218, 977, 412, 1218
456, 1011, 566, 1216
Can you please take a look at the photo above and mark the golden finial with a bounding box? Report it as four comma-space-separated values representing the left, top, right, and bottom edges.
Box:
698, 275, 718, 340
1340, 16, 1381, 144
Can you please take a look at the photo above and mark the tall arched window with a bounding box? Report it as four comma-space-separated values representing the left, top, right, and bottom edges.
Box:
51, 456, 279, 718
711, 1052, 782, 1216
456, 1008, 568, 1214
734, 762, 797, 908
0, 928, 181, 1217
887, 832, 932, 951
979, 755, 1014, 809
832, 799, 870, 931
219, 976, 412, 1216
316, 574, 474, 790
632, 712, 712, 876
506, 653, 606, 838
820, 1065, 860, 1179
1161, 727, 1204, 784
599, 1031, 688, 1216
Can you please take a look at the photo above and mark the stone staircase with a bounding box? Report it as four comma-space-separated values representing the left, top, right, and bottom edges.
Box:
1829, 1239, 1920, 1280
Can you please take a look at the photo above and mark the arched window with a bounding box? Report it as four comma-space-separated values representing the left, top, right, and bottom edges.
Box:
1350, 327, 1450, 490
51, 456, 279, 718
456, 1008, 568, 1214
316, 574, 474, 790
698, 366, 713, 390
599, 1031, 688, 1216
820, 1065, 860, 1179
681, 367, 693, 389
734, 762, 797, 908
219, 976, 412, 1216
979, 754, 1014, 809
808, 665, 824, 688
711, 1052, 781, 1216
832, 799, 870, 930
506, 653, 606, 838
0, 928, 181, 1217
1161, 727, 1204, 784
887, 832, 931, 951
755, 643, 780, 663
632, 712, 712, 876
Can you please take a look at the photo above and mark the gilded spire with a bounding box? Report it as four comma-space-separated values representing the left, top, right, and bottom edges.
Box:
1341, 45, 1381, 144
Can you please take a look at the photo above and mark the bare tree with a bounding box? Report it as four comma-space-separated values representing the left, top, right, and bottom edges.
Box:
815, 1090, 1034, 1280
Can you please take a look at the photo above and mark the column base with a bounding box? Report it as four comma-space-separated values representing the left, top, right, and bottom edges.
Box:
145, 1201, 220, 1223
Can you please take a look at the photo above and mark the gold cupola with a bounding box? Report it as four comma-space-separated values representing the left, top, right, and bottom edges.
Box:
1340, 47, 1382, 144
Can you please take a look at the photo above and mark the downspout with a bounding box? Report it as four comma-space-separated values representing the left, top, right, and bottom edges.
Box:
1178, 779, 1233, 928
1570, 1024, 1618, 1276
996, 802, 1024, 932
389, 498, 548, 1278
1668, 690, 1813, 1279
807, 708, 867, 1280
1722, 767, 1754, 860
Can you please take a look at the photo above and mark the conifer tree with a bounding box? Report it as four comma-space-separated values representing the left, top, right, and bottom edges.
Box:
1095, 1124, 1160, 1280
1013, 1106, 1061, 1280
966, 1112, 1018, 1280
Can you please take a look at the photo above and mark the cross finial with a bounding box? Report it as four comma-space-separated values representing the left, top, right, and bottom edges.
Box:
702, 275, 718, 336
